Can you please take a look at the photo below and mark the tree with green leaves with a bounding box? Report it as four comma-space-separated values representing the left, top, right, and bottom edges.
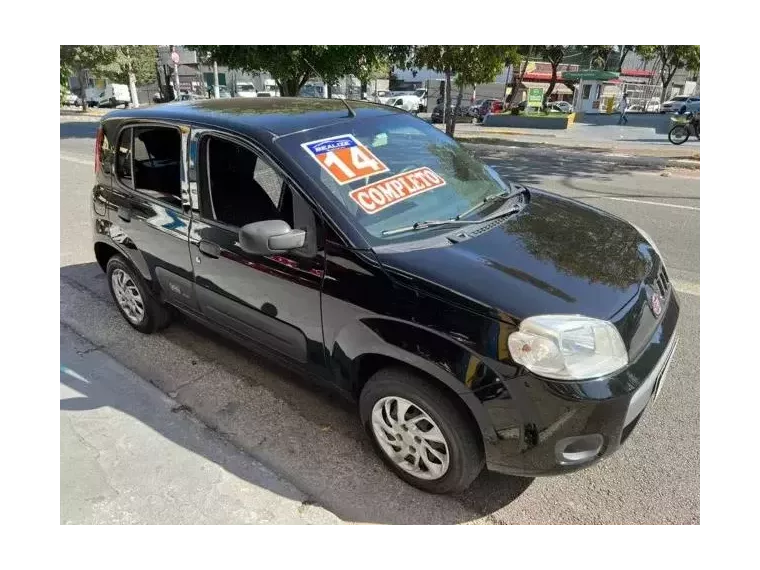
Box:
537, 45, 569, 107
60, 45, 117, 111
637, 45, 700, 102
505, 45, 534, 109
580, 45, 616, 70
187, 45, 412, 97
414, 45, 518, 136
103, 45, 157, 85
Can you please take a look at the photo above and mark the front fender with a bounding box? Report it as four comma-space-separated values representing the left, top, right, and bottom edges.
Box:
328, 317, 499, 444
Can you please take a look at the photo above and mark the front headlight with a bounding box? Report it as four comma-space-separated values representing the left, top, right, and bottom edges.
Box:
508, 315, 628, 380
632, 223, 664, 263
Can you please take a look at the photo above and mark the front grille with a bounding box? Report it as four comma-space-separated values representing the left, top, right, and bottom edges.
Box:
653, 265, 671, 298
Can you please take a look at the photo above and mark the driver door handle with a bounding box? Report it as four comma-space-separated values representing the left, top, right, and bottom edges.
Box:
198, 240, 221, 258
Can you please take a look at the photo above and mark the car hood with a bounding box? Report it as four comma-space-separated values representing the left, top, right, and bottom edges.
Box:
373, 190, 654, 324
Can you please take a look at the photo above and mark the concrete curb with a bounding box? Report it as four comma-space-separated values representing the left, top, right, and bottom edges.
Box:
457, 136, 700, 170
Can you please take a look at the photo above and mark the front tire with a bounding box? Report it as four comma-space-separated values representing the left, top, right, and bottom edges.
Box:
668, 124, 690, 145
106, 255, 171, 333
360, 367, 484, 494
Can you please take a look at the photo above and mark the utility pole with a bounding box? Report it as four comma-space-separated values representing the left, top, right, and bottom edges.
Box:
213, 60, 220, 98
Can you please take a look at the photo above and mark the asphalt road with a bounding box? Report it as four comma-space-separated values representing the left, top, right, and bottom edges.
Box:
60, 118, 699, 524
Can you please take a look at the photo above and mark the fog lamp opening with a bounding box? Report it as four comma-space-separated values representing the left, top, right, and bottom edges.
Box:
555, 434, 604, 466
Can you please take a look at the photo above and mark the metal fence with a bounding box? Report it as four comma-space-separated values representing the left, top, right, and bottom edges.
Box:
601, 82, 663, 113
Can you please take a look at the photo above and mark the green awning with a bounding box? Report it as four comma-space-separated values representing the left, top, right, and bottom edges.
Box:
562, 70, 620, 81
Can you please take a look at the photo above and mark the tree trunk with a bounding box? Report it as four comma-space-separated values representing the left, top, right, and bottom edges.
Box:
444, 69, 452, 136
360, 80, 367, 99
660, 67, 677, 103
617, 46, 632, 72
78, 69, 89, 112
509, 54, 530, 108
450, 82, 464, 137
326, 84, 332, 99
280, 77, 301, 96
128, 72, 139, 108
543, 63, 558, 107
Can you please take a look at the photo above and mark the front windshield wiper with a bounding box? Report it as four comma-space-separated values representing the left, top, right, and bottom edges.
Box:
453, 190, 513, 221
380, 203, 524, 237
381, 218, 479, 237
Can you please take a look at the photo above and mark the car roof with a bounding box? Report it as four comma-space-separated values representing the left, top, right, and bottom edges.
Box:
101, 97, 403, 138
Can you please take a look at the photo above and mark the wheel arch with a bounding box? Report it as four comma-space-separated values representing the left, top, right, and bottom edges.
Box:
329, 318, 499, 446
93, 237, 157, 295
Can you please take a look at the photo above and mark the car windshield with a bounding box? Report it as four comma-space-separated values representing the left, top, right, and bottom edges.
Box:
239, 84, 255, 92
277, 114, 511, 245
673, 96, 688, 102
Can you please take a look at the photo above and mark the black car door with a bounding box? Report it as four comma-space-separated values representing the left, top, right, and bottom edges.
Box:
187, 129, 326, 370
106, 123, 196, 310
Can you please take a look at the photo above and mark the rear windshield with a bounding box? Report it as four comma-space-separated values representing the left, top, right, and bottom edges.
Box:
277, 114, 509, 245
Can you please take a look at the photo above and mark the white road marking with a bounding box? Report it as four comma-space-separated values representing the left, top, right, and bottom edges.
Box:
580, 195, 699, 211
61, 155, 93, 166
672, 280, 700, 296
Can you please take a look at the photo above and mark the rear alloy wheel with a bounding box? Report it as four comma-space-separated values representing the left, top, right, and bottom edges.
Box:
360, 367, 484, 494
106, 255, 171, 333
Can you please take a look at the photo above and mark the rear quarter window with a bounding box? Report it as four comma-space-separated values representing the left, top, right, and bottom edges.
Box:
100, 123, 116, 175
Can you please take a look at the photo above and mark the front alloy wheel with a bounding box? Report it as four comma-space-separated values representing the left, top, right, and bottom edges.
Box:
371, 396, 450, 480
360, 367, 485, 494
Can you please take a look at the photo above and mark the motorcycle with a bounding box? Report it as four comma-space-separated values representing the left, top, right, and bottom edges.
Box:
668, 111, 700, 145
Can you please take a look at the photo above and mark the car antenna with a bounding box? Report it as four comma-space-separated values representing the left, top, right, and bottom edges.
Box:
302, 57, 356, 118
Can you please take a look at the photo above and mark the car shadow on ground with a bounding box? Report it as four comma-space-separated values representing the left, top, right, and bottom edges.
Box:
61, 262, 533, 524
60, 335, 311, 510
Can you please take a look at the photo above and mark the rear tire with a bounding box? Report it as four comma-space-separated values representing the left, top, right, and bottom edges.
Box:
106, 255, 171, 333
359, 367, 484, 494
668, 124, 690, 145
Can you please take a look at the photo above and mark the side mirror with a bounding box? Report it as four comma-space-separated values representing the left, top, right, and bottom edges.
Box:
239, 220, 305, 255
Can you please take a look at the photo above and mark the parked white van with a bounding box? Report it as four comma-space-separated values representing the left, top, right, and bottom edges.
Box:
236, 82, 258, 98
98, 84, 131, 108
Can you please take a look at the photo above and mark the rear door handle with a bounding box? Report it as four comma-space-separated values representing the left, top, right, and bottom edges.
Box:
198, 240, 221, 258
117, 206, 131, 222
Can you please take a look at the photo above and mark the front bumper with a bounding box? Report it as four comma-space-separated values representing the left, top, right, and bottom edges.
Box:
482, 291, 680, 477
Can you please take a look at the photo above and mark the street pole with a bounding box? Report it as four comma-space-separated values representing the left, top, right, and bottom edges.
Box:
213, 60, 220, 99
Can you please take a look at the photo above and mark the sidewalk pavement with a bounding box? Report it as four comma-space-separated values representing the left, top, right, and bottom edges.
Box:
440, 122, 700, 160
61, 323, 343, 525
439, 125, 699, 171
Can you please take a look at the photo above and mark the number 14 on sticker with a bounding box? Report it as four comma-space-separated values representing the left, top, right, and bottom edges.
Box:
302, 134, 389, 185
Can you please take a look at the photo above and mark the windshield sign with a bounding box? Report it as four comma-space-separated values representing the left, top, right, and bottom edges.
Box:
301, 134, 390, 185
279, 114, 509, 244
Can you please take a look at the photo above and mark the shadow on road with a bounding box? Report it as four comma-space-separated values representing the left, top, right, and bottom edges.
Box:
61, 262, 533, 524
473, 144, 670, 189
60, 336, 309, 509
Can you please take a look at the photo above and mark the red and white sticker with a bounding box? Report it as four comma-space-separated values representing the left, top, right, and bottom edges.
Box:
301, 134, 389, 185
348, 167, 446, 215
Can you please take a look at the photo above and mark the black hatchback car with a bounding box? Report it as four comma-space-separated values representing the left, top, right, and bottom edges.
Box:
91, 98, 679, 494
